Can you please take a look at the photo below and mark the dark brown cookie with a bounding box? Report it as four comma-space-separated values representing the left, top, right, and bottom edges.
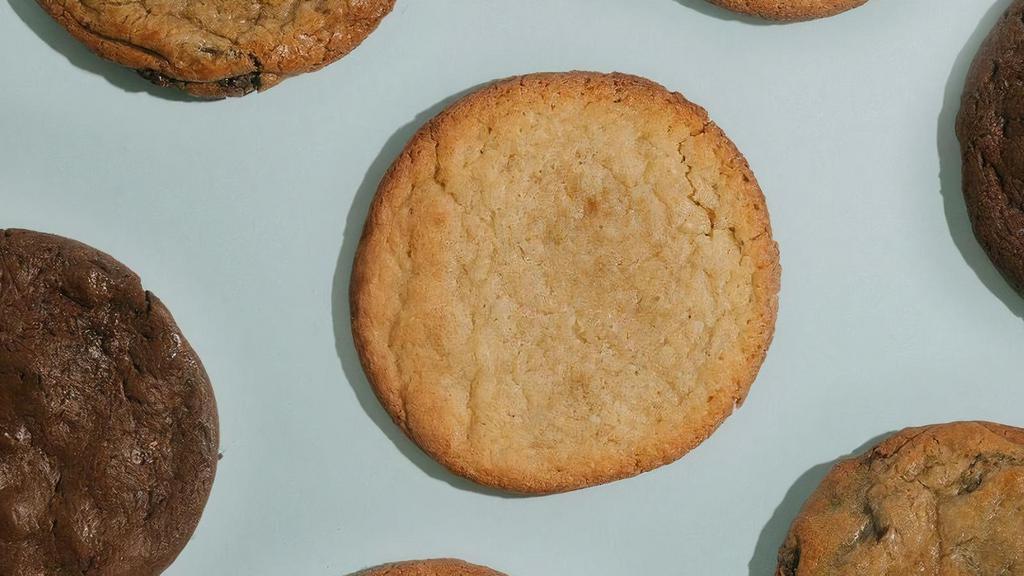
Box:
957, 0, 1024, 296
706, 0, 868, 21
777, 422, 1024, 575
360, 559, 506, 576
35, 0, 395, 97
0, 229, 218, 575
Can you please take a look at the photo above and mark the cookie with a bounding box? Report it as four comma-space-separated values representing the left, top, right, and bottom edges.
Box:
35, 0, 394, 97
957, 0, 1024, 296
360, 559, 506, 576
351, 71, 781, 494
777, 422, 1024, 576
706, 0, 867, 21
0, 229, 218, 575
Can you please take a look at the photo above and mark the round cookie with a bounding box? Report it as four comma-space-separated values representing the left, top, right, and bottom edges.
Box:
360, 559, 506, 576
351, 71, 781, 494
35, 0, 395, 97
706, 0, 867, 21
0, 229, 218, 575
957, 0, 1024, 296
777, 422, 1024, 576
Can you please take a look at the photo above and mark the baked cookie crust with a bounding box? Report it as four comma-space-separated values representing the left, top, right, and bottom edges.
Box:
778, 422, 1024, 576
351, 72, 780, 494
706, 0, 867, 21
361, 559, 506, 576
0, 229, 218, 575
957, 0, 1024, 296
36, 0, 395, 97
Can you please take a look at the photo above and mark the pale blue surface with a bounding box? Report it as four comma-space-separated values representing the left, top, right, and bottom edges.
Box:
0, 0, 1022, 574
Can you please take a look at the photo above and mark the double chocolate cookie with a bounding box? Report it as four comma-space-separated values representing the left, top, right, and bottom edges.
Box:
958, 0, 1024, 296
0, 229, 218, 575
352, 72, 780, 494
36, 0, 395, 97
778, 422, 1024, 575
706, 0, 868, 21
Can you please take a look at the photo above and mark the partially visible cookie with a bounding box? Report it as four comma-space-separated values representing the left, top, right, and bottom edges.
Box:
35, 0, 395, 97
0, 229, 218, 575
706, 0, 867, 21
777, 422, 1024, 576
360, 559, 506, 576
957, 0, 1024, 296
352, 71, 780, 494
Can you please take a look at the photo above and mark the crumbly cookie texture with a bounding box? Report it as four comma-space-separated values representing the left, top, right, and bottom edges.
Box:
706, 0, 867, 21
778, 422, 1024, 576
352, 72, 780, 494
360, 559, 506, 576
36, 0, 394, 97
0, 229, 218, 575
957, 0, 1024, 295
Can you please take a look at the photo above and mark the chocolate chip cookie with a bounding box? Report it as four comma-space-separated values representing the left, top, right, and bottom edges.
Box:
957, 0, 1024, 296
706, 0, 868, 21
0, 229, 218, 575
778, 422, 1024, 575
361, 559, 506, 576
351, 72, 781, 494
36, 0, 395, 97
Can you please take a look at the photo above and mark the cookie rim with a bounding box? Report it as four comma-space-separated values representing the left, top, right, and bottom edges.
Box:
351, 71, 781, 494
776, 421, 1024, 576
705, 0, 868, 21
0, 227, 220, 573
956, 0, 1024, 295
359, 558, 507, 576
34, 0, 396, 97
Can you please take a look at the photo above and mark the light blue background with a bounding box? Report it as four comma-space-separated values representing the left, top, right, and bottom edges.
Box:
1, 0, 1022, 573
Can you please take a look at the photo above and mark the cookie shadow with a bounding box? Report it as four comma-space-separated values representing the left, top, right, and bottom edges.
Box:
331, 83, 528, 500
6, 0, 203, 102
746, 432, 893, 576
937, 0, 1024, 320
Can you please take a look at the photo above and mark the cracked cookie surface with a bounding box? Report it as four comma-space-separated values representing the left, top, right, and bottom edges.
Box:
0, 229, 218, 575
351, 72, 780, 494
778, 422, 1024, 576
957, 0, 1024, 296
706, 0, 867, 21
360, 559, 506, 576
36, 0, 394, 97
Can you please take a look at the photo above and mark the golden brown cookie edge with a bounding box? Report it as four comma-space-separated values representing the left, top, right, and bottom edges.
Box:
33, 0, 395, 97
706, 0, 868, 21
351, 71, 781, 494
359, 559, 507, 576
776, 421, 1024, 576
